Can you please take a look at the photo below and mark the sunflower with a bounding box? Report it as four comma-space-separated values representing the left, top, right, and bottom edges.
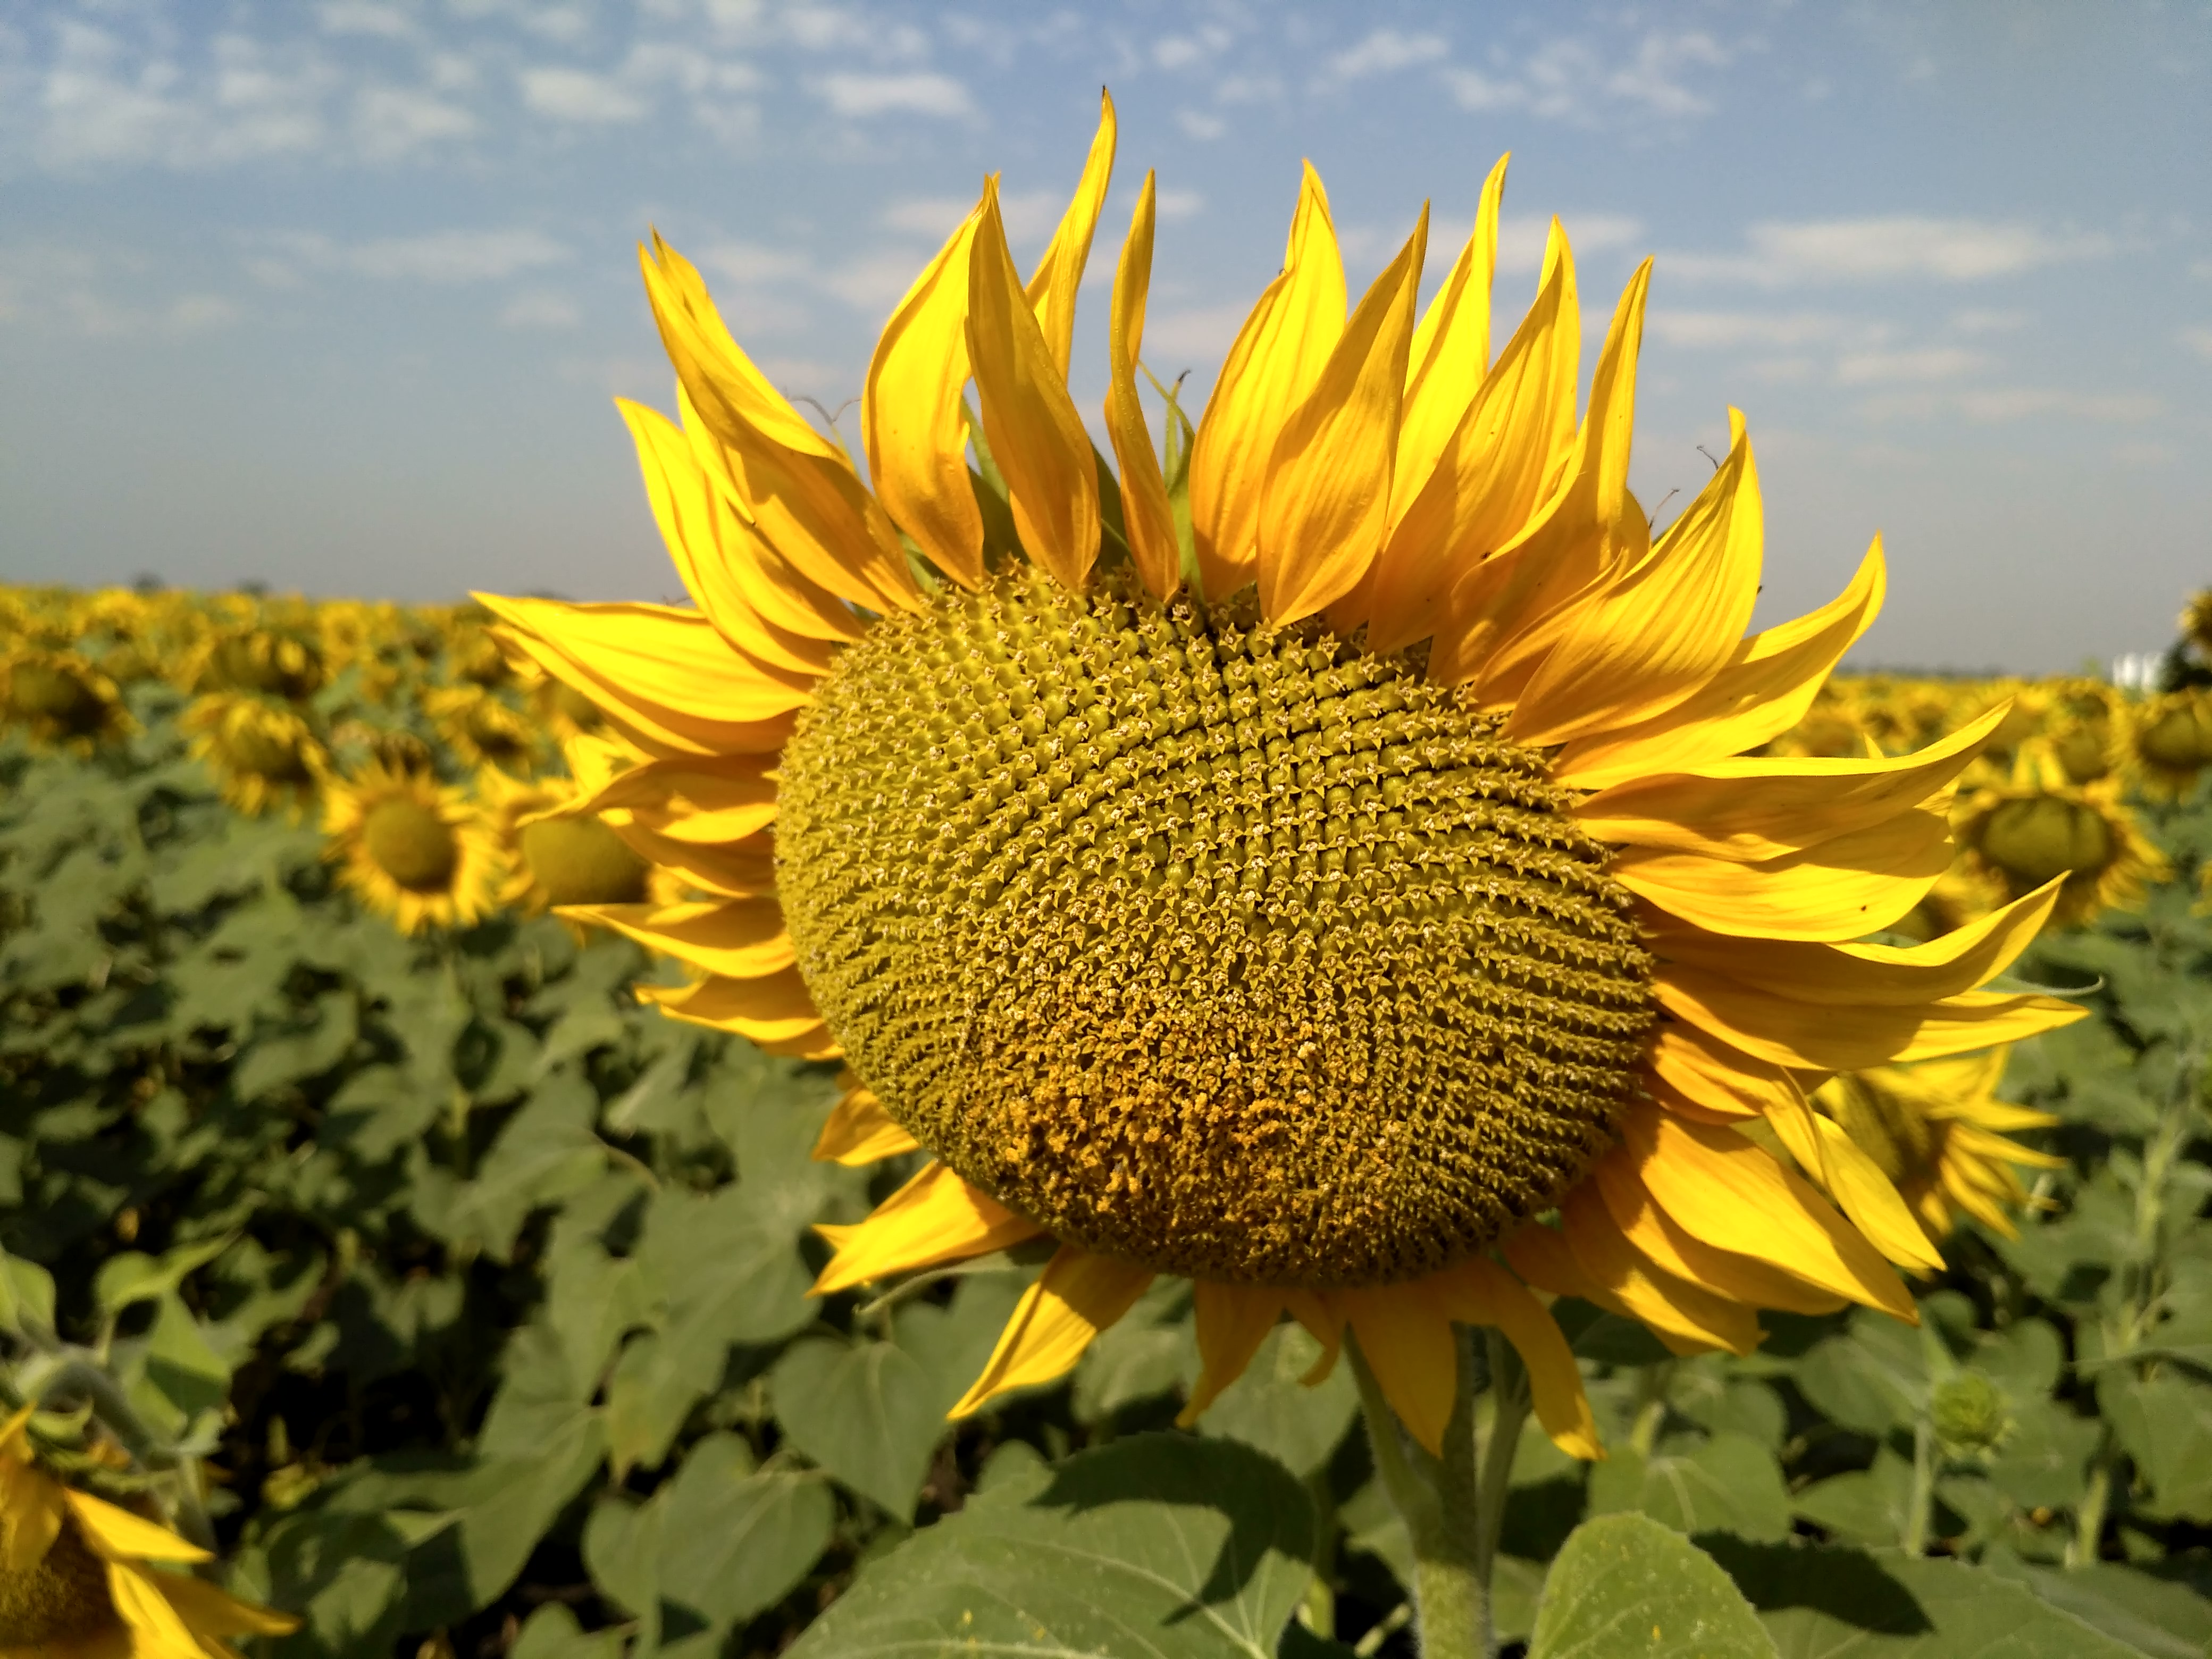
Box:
190, 625, 325, 702
0, 1406, 297, 1657
2127, 689, 2212, 799
1956, 756, 2167, 928
1814, 1048, 2062, 1243
181, 692, 328, 817
323, 760, 501, 935
477, 760, 677, 922
0, 650, 134, 751
421, 685, 540, 774
2182, 589, 2212, 662
481, 99, 2086, 1460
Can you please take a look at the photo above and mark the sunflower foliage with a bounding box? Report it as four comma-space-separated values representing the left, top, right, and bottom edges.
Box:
7, 586, 2212, 1659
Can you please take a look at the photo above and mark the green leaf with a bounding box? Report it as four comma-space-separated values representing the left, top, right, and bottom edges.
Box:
1589, 1433, 1791, 1544
1199, 1322, 1361, 1480
1707, 1541, 2147, 1657
95, 1233, 234, 1316
1795, 1316, 1925, 1438
1979, 1553, 2212, 1659
770, 1333, 943, 1518
1526, 1512, 1777, 1658
785, 1433, 1316, 1659
1985, 1396, 2101, 1512
509, 1603, 626, 1659
0, 1247, 56, 1336
1074, 1278, 1193, 1423
638, 1181, 818, 1353
1791, 1446, 1914, 1547
2101, 1371, 2212, 1520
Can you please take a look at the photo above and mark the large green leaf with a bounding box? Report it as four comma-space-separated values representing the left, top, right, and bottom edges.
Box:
1589, 1432, 1791, 1544
770, 1333, 943, 1518
1526, 1512, 1776, 1658
785, 1434, 1316, 1659
1199, 1321, 1361, 1480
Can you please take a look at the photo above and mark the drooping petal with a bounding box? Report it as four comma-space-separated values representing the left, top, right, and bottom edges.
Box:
1343, 1280, 1460, 1455
814, 1162, 1044, 1295
635, 968, 835, 1055
1617, 1105, 1915, 1321
967, 180, 1101, 591
1590, 1151, 1847, 1316
1506, 409, 1763, 747
864, 199, 987, 589
1802, 1110, 1946, 1273
1179, 1282, 1286, 1426
1654, 969, 2089, 1073
1104, 172, 1186, 601
812, 1080, 920, 1165
106, 1562, 208, 1658
1574, 701, 2007, 861
1257, 210, 1426, 624
1430, 1256, 1602, 1460
1559, 1187, 1761, 1356
1644, 1023, 1803, 1120
565, 897, 792, 979
0, 1457, 64, 1574
64, 1489, 210, 1563
140, 1570, 301, 1638
1551, 538, 1886, 789
1189, 163, 1345, 600
950, 1246, 1153, 1417
1614, 806, 1954, 942
1022, 88, 1117, 379
1365, 225, 1578, 655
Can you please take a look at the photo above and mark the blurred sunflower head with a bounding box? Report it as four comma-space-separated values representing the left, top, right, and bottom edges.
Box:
423, 683, 540, 773
182, 691, 328, 817
1956, 761, 2166, 928
323, 761, 500, 935
482, 98, 2087, 1459
1814, 1048, 2062, 1242
192, 625, 326, 702
0, 649, 134, 751
2129, 689, 2212, 800
2182, 589, 2212, 662
0, 1406, 297, 1657
478, 764, 671, 928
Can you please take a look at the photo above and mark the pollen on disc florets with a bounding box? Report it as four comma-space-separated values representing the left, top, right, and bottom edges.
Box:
0, 1519, 118, 1648
776, 569, 1656, 1287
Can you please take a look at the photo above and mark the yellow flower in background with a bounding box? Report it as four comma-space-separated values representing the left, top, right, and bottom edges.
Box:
478, 763, 671, 921
323, 102, 2111, 1457
422, 684, 539, 774
2129, 689, 2212, 800
2182, 589, 2212, 662
323, 760, 500, 935
189, 626, 326, 703
1815, 1048, 2063, 1242
1957, 756, 2168, 928
182, 692, 328, 818
0, 650, 135, 752
0, 1408, 296, 1658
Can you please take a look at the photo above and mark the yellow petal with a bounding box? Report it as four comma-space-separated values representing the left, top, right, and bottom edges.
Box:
1178, 1282, 1286, 1426
106, 1563, 208, 1659
1618, 1105, 1915, 1321
0, 1460, 64, 1574
1807, 1112, 1946, 1273
619, 401, 841, 679
1393, 154, 1508, 523
1655, 969, 2088, 1072
1366, 224, 1578, 656
1189, 162, 1345, 600
1648, 878, 2063, 1006
1104, 172, 1185, 601
1614, 806, 1954, 942
1551, 538, 1886, 789
864, 199, 987, 589
562, 897, 793, 979
607, 822, 778, 900
1502, 1220, 1616, 1309
950, 1245, 1153, 1417
1591, 1151, 1847, 1316
812, 1083, 920, 1166
143, 1570, 301, 1638
1507, 410, 1763, 747
706, 414, 921, 616
64, 1490, 210, 1564
967, 179, 1101, 591
635, 967, 831, 1052
1258, 209, 1426, 624
1561, 1185, 1762, 1356
1283, 1291, 1345, 1385
815, 1162, 1043, 1296
1430, 1256, 1603, 1460
1022, 88, 1117, 379
1574, 700, 2008, 861
1343, 1280, 1460, 1455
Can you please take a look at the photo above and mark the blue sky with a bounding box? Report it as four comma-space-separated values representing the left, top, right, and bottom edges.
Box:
1, 0, 2206, 673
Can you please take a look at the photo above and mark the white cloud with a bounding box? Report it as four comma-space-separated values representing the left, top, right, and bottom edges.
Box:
1859, 386, 2162, 424
1155, 189, 1204, 222
2181, 325, 2212, 363
1141, 304, 1250, 365
498, 291, 582, 329
319, 2, 415, 38
354, 85, 475, 158
38, 25, 335, 169
1951, 307, 2029, 334
1154, 28, 1233, 70
1834, 347, 1983, 385
827, 249, 929, 311
700, 240, 808, 284
0, 247, 241, 337
521, 65, 647, 123
1176, 109, 1227, 141
1443, 31, 1729, 125
882, 189, 1057, 242
1647, 311, 1849, 349
1325, 29, 1448, 81
1496, 212, 1643, 273
1669, 217, 2114, 287
813, 71, 973, 120
254, 228, 571, 285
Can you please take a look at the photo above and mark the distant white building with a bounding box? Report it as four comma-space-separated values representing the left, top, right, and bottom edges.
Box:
2110, 652, 2164, 692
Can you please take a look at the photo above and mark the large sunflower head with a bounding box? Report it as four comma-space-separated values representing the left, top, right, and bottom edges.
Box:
181, 691, 328, 817
0, 1407, 297, 1657
0, 649, 134, 752
322, 760, 501, 935
481, 98, 2087, 1457
2127, 688, 2212, 799
1814, 1048, 2062, 1242
1956, 758, 2168, 927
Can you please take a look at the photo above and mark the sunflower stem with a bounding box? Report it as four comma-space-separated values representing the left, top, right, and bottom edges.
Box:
1348, 1327, 1490, 1658
1471, 1329, 1530, 1598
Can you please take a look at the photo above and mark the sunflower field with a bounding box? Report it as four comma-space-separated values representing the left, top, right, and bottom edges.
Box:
4, 574, 2212, 1659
